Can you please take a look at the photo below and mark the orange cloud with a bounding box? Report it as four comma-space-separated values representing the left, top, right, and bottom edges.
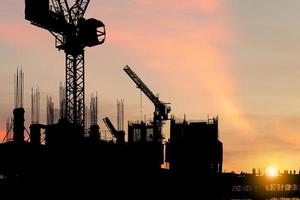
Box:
272, 116, 300, 145
0, 130, 5, 142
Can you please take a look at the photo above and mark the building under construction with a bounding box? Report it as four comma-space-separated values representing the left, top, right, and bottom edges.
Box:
0, 0, 224, 194
0, 68, 224, 187
166, 117, 223, 177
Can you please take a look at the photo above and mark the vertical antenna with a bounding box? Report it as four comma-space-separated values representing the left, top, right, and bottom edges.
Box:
21, 68, 24, 108
117, 98, 124, 131
59, 82, 66, 119
31, 87, 40, 124
13, 68, 25, 143
14, 68, 25, 108
89, 93, 98, 126
15, 69, 19, 108
47, 96, 54, 125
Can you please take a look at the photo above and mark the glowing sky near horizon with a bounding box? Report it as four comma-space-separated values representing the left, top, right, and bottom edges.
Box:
1, 0, 300, 172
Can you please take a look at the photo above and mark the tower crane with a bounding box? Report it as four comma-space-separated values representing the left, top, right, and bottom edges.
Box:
103, 117, 125, 144
25, 0, 106, 126
123, 65, 171, 143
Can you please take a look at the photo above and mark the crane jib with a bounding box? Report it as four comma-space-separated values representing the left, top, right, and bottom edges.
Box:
123, 65, 171, 119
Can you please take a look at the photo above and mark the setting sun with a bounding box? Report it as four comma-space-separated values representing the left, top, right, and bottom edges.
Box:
266, 167, 278, 177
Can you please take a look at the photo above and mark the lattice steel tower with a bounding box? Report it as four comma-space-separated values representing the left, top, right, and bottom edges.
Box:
25, 0, 106, 126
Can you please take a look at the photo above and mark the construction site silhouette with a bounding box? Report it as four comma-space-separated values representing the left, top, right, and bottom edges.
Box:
2, 0, 300, 199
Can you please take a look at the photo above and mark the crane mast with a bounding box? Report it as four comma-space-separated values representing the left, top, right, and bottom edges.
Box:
25, 0, 106, 127
123, 65, 171, 143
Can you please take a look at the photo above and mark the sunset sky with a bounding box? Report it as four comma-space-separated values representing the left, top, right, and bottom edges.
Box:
1, 0, 300, 173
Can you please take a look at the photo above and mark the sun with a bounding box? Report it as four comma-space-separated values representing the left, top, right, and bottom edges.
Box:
266, 167, 278, 177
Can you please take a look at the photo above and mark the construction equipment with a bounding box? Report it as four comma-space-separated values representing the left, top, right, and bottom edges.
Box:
25, 0, 106, 126
123, 65, 171, 143
103, 117, 125, 144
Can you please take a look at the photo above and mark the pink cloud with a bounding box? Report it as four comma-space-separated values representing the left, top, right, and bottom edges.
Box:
198, 0, 222, 13
0, 21, 50, 47
127, 0, 223, 14
97, 0, 254, 138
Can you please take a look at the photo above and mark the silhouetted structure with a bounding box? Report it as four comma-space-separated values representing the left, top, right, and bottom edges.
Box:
13, 108, 25, 144
88, 93, 100, 142
103, 117, 125, 144
46, 96, 55, 125
127, 121, 164, 169
117, 99, 124, 131
0, 1, 230, 197
123, 65, 171, 143
45, 119, 84, 145
29, 124, 42, 145
166, 117, 223, 177
25, 0, 106, 126
59, 82, 66, 119
13, 68, 25, 144
128, 121, 154, 143
31, 87, 40, 125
